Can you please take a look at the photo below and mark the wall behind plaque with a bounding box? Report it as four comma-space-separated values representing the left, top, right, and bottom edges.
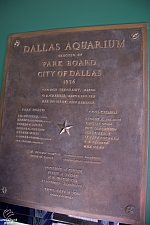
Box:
0, 0, 150, 224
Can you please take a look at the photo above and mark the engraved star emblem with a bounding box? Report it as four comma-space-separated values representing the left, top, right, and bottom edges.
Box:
57, 120, 73, 135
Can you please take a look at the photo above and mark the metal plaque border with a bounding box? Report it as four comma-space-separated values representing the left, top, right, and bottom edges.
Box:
0, 23, 148, 225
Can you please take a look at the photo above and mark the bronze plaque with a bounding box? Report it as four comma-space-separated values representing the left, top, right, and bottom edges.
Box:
0, 24, 148, 225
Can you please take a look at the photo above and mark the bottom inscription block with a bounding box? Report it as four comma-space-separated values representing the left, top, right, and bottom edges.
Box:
0, 23, 148, 225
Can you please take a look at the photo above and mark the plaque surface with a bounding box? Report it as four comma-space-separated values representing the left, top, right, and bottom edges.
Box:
0, 24, 148, 225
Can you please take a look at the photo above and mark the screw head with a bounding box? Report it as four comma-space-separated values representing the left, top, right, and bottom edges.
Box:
130, 31, 139, 40
13, 40, 20, 47
0, 187, 7, 194
125, 205, 135, 215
